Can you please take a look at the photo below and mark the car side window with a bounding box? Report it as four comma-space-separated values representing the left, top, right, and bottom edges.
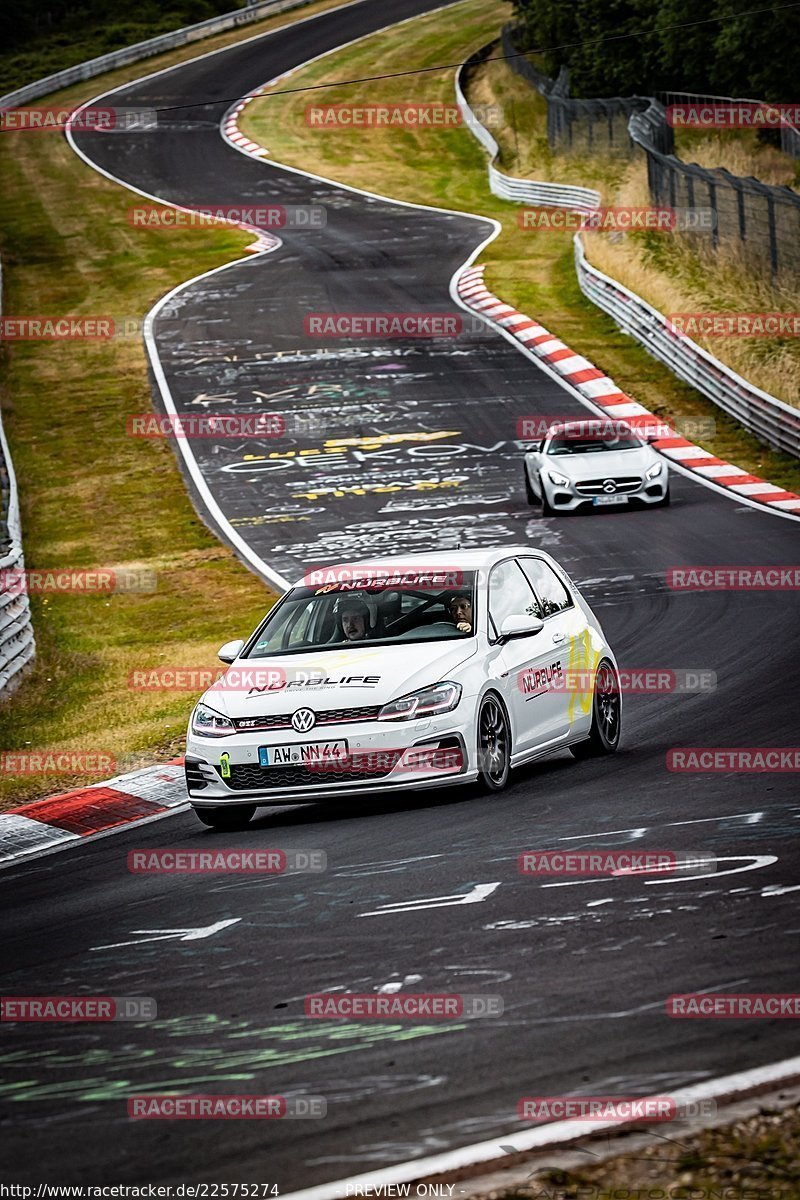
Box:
488, 560, 542, 634
517, 558, 572, 617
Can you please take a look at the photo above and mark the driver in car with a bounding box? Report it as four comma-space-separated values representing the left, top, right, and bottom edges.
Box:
338, 597, 371, 642
447, 592, 473, 634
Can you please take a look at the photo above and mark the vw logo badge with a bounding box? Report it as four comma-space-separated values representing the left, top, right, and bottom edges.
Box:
291, 708, 316, 733
602, 479, 616, 494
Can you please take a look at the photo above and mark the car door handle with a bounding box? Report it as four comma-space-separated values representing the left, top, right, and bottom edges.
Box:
552, 632, 566, 643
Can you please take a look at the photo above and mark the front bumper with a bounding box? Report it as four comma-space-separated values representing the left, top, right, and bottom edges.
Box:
185, 718, 474, 807
543, 477, 668, 511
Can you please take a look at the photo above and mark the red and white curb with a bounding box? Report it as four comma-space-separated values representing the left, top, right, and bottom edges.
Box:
458, 264, 800, 514
223, 93, 271, 160
0, 760, 188, 866
220, 95, 286, 253
222, 67, 303, 161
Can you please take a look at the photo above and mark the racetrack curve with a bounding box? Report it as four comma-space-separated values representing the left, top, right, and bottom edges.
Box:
2, 0, 800, 1188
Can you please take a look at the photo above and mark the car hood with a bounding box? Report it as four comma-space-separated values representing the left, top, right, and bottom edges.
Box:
542, 448, 655, 479
200, 640, 479, 718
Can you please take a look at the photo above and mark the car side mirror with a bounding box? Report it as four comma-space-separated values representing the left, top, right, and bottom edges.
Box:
525, 440, 542, 453
218, 638, 245, 664
499, 614, 544, 642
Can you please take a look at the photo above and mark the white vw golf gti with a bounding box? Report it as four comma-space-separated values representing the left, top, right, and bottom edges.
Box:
185, 548, 621, 828
524, 420, 670, 513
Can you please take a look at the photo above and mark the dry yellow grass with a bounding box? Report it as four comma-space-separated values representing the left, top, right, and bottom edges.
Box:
675, 128, 800, 190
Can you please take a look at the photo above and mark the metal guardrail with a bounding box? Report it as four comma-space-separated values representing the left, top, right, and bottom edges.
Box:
0, 264, 36, 698
455, 50, 600, 213
574, 234, 800, 459
0, 0, 313, 108
487, 161, 600, 210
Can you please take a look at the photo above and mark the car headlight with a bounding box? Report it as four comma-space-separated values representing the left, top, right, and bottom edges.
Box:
191, 702, 235, 737
547, 470, 570, 488
646, 461, 663, 479
379, 681, 462, 722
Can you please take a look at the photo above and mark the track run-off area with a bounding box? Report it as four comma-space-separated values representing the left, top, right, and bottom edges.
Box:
2, 0, 799, 1190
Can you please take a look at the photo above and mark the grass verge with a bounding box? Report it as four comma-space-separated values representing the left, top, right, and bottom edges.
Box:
0, 0, 347, 811
240, 0, 800, 493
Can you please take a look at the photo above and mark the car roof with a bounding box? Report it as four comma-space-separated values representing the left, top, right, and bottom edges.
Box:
547, 419, 633, 436
291, 547, 552, 586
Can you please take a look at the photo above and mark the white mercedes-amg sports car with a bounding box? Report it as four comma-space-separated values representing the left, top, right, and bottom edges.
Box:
185, 548, 621, 828
524, 420, 670, 513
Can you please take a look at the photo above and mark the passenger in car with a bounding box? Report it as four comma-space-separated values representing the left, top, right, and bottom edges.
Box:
337, 597, 371, 642
446, 592, 473, 633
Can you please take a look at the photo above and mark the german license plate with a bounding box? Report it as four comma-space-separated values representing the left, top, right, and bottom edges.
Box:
259, 740, 348, 767
593, 494, 628, 506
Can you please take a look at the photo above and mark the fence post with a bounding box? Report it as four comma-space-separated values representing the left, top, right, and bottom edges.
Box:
767, 193, 778, 275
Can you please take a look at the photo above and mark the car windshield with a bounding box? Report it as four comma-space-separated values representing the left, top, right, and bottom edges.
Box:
245, 571, 478, 657
547, 433, 643, 455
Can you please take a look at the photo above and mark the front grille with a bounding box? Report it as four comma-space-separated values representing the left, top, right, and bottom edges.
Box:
233, 704, 382, 732
219, 752, 402, 791
575, 476, 642, 496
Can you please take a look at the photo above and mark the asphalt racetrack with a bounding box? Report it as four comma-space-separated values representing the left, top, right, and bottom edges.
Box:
2, 0, 799, 1189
